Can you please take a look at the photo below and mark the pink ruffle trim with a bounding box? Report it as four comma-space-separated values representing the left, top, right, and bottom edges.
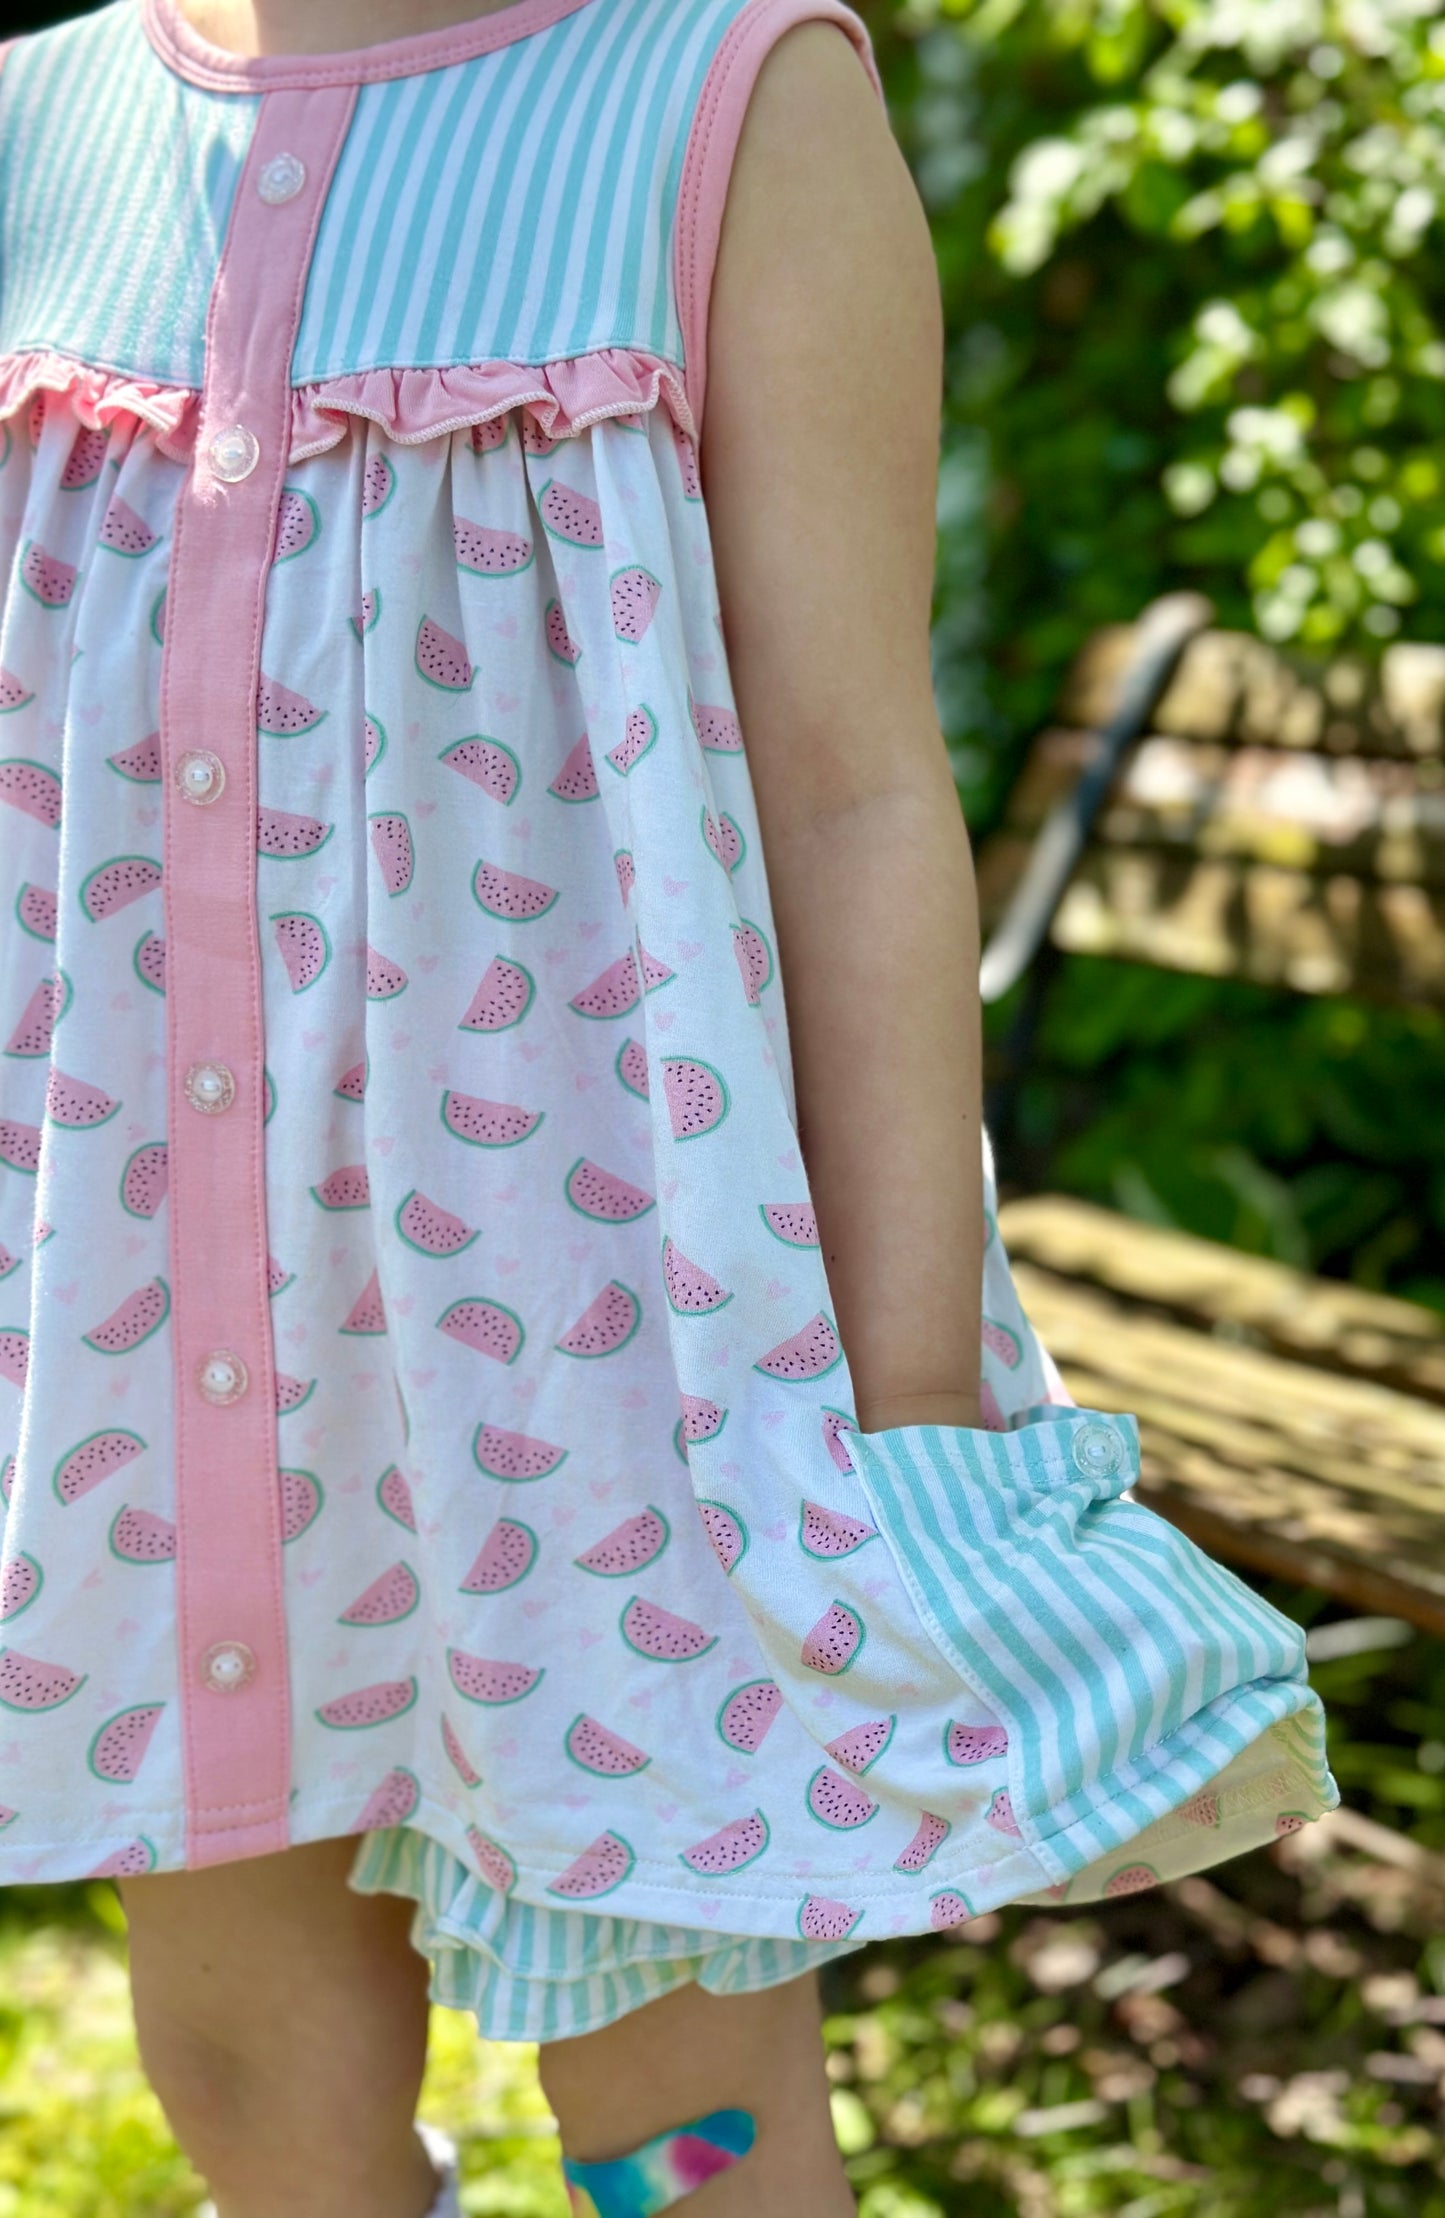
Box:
0, 349, 198, 461
0, 348, 695, 464
289, 350, 696, 457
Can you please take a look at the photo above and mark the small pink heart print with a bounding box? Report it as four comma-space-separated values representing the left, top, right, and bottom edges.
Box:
518, 1041, 546, 1061
522, 1599, 549, 1619
719, 1463, 742, 1481
389, 1033, 412, 1050
428, 1066, 449, 1084
329, 1246, 348, 1267
299, 1566, 323, 1587
699, 1898, 723, 1917
373, 1135, 396, 1155
106, 1377, 130, 1402
136, 805, 159, 826
411, 901, 426, 921
492, 619, 518, 643
678, 938, 704, 960
351, 1373, 378, 1392
78, 700, 104, 726
549, 1504, 576, 1528
761, 1410, 784, 1431
52, 1281, 79, 1305
123, 1232, 146, 1257
408, 1368, 436, 1390
391, 1294, 414, 1318
318, 874, 337, 896
566, 1239, 592, 1263
663, 876, 689, 897
578, 917, 603, 940
656, 1804, 680, 1822
574, 1072, 598, 1091
761, 1520, 787, 1542
777, 1149, 800, 1170
765, 1278, 788, 1301
415, 800, 437, 818
578, 1628, 605, 1649
110, 992, 133, 1013
588, 1479, 614, 1500
660, 1177, 679, 1201
495, 1254, 520, 1274
725, 1767, 749, 1790
651, 1009, 676, 1031
340, 1473, 363, 1493
496, 689, 521, 712
559, 1792, 592, 1810
82, 1568, 104, 1590
417, 955, 438, 973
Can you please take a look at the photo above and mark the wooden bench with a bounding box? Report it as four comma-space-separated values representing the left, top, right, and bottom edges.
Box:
977, 602, 1444, 1635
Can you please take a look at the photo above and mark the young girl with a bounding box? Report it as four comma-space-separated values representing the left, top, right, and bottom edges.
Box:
0, 1, 1335, 2211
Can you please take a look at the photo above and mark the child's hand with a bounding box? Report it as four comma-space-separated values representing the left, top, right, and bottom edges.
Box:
704, 23, 985, 1436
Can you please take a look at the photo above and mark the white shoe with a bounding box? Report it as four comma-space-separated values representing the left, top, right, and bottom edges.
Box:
192, 2123, 460, 2218
417, 2120, 463, 2218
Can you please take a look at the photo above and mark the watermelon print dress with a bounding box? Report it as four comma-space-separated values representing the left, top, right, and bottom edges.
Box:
0, 0, 1335, 2042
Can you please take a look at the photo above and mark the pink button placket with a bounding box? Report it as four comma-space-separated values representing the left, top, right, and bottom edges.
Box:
158, 82, 358, 1868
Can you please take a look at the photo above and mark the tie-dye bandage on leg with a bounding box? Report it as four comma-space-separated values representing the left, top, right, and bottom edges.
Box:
563, 2107, 756, 2217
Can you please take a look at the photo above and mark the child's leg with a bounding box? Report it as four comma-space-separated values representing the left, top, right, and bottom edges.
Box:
118, 1837, 439, 2218
538, 1971, 854, 2216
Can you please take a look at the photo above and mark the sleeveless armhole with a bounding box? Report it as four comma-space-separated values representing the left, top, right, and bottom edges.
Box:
673, 0, 883, 441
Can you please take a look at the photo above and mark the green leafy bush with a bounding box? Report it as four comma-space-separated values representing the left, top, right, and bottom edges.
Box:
864, 0, 1443, 801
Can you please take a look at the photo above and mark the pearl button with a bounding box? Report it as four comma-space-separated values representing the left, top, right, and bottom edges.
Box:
1071, 1420, 1125, 1481
200, 1640, 256, 1694
176, 749, 225, 806
208, 424, 260, 484
185, 1061, 236, 1115
197, 1349, 248, 1406
256, 152, 306, 205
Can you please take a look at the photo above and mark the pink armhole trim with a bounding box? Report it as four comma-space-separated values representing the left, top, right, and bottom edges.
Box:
674, 0, 883, 443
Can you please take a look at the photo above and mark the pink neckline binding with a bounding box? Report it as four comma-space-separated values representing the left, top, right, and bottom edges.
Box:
141, 0, 598, 90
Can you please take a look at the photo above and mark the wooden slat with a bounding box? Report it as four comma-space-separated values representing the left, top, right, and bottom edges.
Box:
998, 1195, 1444, 1401
994, 731, 1444, 888
1011, 1260, 1445, 1634
980, 838, 1444, 1003
1059, 628, 1445, 763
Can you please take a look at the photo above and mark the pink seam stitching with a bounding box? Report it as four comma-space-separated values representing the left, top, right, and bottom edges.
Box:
673, 0, 881, 441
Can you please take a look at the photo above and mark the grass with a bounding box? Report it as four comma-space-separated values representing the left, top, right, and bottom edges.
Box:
1, 1594, 1440, 2218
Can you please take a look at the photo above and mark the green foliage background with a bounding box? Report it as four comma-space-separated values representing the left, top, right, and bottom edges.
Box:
859, 0, 1444, 1304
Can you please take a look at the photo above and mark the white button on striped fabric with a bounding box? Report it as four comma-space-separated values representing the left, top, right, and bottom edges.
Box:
257, 152, 306, 205
200, 1640, 256, 1693
1071, 1421, 1124, 1480
197, 1350, 248, 1406
208, 424, 259, 484
176, 749, 225, 805
184, 1062, 236, 1114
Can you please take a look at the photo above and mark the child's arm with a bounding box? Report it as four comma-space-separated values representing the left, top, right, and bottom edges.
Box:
704, 22, 983, 1434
